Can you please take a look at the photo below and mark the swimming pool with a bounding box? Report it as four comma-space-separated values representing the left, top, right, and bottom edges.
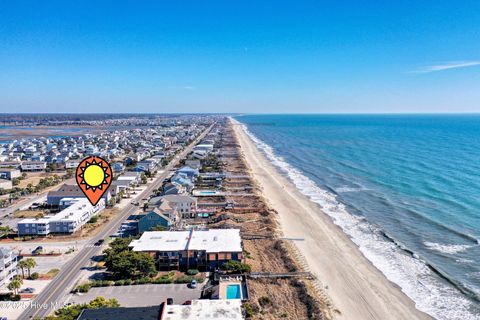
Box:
200, 191, 217, 195
226, 284, 242, 299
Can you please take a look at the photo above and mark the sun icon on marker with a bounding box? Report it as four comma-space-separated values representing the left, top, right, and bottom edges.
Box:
78, 159, 110, 192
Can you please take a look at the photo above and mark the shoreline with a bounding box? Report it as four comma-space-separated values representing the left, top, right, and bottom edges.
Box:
231, 118, 431, 320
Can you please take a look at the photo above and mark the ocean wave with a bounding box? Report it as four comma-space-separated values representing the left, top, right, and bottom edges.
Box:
238, 120, 479, 320
335, 186, 371, 193
424, 241, 474, 254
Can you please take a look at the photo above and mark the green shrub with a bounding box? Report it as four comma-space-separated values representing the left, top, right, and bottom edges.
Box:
220, 260, 251, 274
258, 296, 272, 307
114, 280, 125, 286
10, 294, 21, 301
124, 279, 133, 285
74, 283, 91, 293
88, 216, 99, 224
137, 277, 152, 284
91, 280, 114, 287
175, 275, 193, 283
243, 302, 259, 318
30, 272, 40, 280
186, 269, 199, 276
153, 277, 173, 284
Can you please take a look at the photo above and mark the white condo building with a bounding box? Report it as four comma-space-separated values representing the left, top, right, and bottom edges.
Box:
0, 247, 17, 287
17, 198, 105, 236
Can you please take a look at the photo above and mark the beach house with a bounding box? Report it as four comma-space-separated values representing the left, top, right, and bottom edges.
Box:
149, 194, 197, 218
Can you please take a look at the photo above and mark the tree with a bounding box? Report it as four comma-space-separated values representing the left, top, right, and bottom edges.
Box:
108, 251, 156, 279
18, 259, 29, 279
24, 258, 37, 278
103, 237, 156, 279
7, 278, 22, 295
45, 296, 120, 320
143, 202, 149, 211
220, 260, 251, 274
0, 226, 12, 238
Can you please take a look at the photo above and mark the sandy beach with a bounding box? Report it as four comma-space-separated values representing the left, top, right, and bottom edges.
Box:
231, 118, 431, 320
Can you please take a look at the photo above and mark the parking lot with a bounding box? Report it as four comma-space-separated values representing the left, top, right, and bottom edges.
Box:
66, 283, 203, 307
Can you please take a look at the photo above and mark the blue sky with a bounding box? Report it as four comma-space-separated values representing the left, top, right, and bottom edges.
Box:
1, 1, 480, 113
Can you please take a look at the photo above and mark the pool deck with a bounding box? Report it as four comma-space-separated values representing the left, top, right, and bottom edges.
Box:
218, 277, 248, 300
193, 189, 225, 197
219, 280, 243, 300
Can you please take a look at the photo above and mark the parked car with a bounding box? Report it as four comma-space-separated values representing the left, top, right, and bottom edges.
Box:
189, 279, 197, 289
32, 246, 43, 255
167, 298, 174, 305
21, 287, 35, 293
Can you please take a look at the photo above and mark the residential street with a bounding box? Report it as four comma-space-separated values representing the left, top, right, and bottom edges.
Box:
19, 124, 213, 320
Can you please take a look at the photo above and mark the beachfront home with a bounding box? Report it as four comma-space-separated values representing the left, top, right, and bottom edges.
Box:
136, 209, 173, 233
149, 194, 197, 218
171, 172, 194, 191
129, 229, 243, 271
185, 159, 202, 170
161, 182, 185, 195
17, 198, 105, 236
177, 166, 199, 180
0, 247, 17, 287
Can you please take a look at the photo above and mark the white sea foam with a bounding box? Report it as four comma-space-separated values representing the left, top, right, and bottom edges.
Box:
335, 186, 371, 193
424, 241, 473, 254
238, 120, 479, 320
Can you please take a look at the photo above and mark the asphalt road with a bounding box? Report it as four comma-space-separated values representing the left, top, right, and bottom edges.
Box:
19, 124, 213, 319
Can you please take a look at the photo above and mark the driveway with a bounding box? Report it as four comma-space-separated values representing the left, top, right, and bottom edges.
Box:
66, 283, 202, 307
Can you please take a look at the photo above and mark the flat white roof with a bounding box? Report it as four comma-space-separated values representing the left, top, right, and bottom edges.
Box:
162, 299, 243, 320
19, 198, 103, 224
130, 231, 190, 251
117, 176, 137, 181
130, 229, 242, 253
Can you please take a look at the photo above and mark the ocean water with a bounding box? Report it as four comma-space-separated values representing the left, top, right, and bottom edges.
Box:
235, 114, 480, 320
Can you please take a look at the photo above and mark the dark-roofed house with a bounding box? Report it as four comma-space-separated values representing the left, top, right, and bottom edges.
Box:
137, 209, 173, 233
47, 183, 111, 206
77, 300, 244, 320
77, 305, 162, 320
161, 182, 184, 195
177, 166, 199, 180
